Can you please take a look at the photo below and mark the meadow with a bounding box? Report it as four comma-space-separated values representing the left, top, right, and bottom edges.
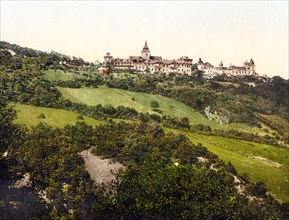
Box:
43, 69, 90, 81
185, 132, 289, 203
13, 104, 102, 128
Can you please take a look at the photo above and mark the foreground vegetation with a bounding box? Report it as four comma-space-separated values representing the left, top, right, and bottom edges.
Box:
2, 103, 289, 218
13, 103, 289, 202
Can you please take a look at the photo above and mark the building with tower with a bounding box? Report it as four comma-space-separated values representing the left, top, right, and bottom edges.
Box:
141, 41, 150, 60
104, 41, 193, 75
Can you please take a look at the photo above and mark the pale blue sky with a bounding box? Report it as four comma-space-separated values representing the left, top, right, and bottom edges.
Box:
1, 1, 288, 78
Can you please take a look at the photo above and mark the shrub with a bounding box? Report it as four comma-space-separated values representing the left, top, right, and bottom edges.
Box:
152, 108, 162, 114
151, 100, 160, 109
37, 113, 46, 119
77, 115, 84, 120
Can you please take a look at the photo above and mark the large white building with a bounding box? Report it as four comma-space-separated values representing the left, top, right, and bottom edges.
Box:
104, 41, 193, 75
197, 58, 256, 78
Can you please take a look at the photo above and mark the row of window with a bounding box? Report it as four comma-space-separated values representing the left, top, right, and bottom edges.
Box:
206, 70, 252, 74
113, 62, 191, 68
113, 62, 132, 66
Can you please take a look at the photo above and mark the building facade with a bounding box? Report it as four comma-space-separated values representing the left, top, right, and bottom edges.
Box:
197, 58, 256, 78
104, 41, 193, 75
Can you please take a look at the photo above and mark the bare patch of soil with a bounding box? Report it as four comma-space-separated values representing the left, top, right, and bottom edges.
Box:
79, 149, 124, 185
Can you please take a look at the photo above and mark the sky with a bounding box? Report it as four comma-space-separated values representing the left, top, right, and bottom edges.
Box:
1, 1, 288, 79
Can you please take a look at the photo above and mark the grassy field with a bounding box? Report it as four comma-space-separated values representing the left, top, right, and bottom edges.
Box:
13, 104, 102, 128
58, 86, 272, 135
58, 86, 225, 128
182, 131, 289, 203
43, 69, 90, 82
257, 113, 289, 135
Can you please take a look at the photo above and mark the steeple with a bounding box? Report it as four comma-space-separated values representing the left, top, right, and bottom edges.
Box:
198, 58, 204, 65
141, 41, 150, 60
249, 58, 255, 66
142, 41, 150, 51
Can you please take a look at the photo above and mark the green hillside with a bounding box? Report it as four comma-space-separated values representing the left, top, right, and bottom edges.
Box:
58, 86, 271, 135
13, 104, 102, 128
43, 69, 89, 81
184, 132, 289, 203
57, 86, 213, 121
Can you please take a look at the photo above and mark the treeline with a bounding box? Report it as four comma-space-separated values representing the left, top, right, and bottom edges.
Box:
57, 99, 191, 131
52, 76, 105, 88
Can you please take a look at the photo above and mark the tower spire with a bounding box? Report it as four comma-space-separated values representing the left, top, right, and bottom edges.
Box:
141, 41, 150, 60
143, 40, 149, 50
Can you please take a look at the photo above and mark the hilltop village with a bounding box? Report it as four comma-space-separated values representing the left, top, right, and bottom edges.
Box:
103, 41, 257, 78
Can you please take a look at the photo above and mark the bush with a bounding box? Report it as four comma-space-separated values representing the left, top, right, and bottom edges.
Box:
245, 181, 267, 197
77, 115, 84, 120
151, 100, 160, 109
37, 113, 46, 119
152, 108, 162, 114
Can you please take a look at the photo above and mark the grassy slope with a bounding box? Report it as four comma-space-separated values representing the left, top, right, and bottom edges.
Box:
43, 69, 89, 81
13, 104, 102, 128
58, 86, 271, 135
182, 132, 289, 203
258, 113, 289, 135
58, 86, 224, 128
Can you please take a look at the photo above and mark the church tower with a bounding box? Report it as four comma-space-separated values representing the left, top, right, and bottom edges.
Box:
141, 41, 150, 60
244, 58, 256, 74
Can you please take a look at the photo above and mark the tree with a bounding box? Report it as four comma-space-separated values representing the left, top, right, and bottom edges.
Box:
150, 100, 160, 109
0, 97, 16, 153
179, 117, 190, 130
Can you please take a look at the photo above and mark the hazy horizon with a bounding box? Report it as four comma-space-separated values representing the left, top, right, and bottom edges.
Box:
1, 1, 288, 79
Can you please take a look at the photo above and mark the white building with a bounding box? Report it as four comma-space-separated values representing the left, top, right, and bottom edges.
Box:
197, 58, 256, 78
